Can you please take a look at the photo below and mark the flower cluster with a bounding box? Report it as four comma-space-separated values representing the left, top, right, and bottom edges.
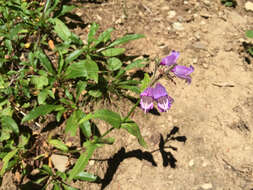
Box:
140, 51, 194, 113
140, 83, 174, 113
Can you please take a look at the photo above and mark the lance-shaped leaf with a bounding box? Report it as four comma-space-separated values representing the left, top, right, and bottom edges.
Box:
0, 148, 18, 176
88, 23, 99, 45
101, 48, 125, 57
121, 121, 147, 148
108, 34, 145, 48
65, 59, 98, 82
21, 104, 63, 123
73, 171, 98, 182
48, 139, 69, 152
79, 109, 122, 129
54, 18, 71, 42
67, 141, 97, 182
1, 116, 19, 134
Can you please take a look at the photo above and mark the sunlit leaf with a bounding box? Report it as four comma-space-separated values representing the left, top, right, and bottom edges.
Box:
67, 141, 97, 182
101, 48, 125, 57
54, 18, 71, 42
79, 109, 122, 129
121, 121, 147, 148
1, 116, 19, 134
88, 23, 99, 45
21, 104, 63, 123
107, 57, 122, 71
48, 139, 69, 152
0, 148, 18, 176
73, 171, 98, 182
108, 34, 145, 48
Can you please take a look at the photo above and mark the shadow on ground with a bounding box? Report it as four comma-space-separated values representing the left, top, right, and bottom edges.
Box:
99, 126, 187, 190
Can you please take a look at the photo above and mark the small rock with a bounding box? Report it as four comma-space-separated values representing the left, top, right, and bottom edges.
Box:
89, 160, 95, 166
201, 183, 213, 189
193, 42, 207, 50
168, 10, 176, 18
203, 63, 209, 69
51, 154, 68, 172
189, 159, 194, 167
245, 2, 253, 11
192, 58, 198, 64
173, 22, 184, 31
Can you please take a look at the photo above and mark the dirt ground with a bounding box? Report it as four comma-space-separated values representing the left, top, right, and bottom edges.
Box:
1, 0, 253, 189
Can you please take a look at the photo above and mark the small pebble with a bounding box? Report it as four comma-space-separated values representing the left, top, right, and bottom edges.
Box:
201, 183, 213, 189
189, 159, 194, 167
245, 2, 253, 11
168, 10, 176, 18
173, 22, 184, 31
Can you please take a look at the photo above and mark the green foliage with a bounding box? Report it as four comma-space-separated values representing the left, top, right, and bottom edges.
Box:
220, 0, 237, 7
245, 30, 253, 56
0, 0, 148, 189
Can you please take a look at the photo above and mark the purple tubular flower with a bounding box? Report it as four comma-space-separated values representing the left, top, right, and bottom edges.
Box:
160, 51, 180, 66
171, 65, 194, 84
152, 83, 174, 112
140, 87, 154, 113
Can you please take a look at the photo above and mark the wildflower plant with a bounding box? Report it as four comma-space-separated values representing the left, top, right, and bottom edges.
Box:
0, 0, 194, 189
140, 51, 194, 113
245, 30, 253, 56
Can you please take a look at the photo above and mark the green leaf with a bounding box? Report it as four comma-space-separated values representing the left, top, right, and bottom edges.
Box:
65, 59, 98, 82
107, 57, 122, 71
41, 165, 53, 176
0, 148, 18, 176
65, 48, 86, 65
54, 18, 71, 42
121, 121, 147, 148
68, 141, 97, 182
18, 133, 30, 148
88, 23, 99, 45
21, 104, 62, 123
57, 5, 76, 17
62, 184, 79, 190
246, 30, 253, 38
65, 110, 84, 136
75, 81, 87, 103
1, 116, 19, 134
79, 120, 92, 138
248, 47, 253, 55
118, 85, 141, 94
125, 59, 146, 71
48, 139, 69, 152
37, 50, 55, 74
94, 28, 114, 47
140, 73, 151, 91
101, 48, 125, 57
53, 183, 61, 190
79, 109, 122, 129
108, 34, 145, 48
97, 137, 115, 145
73, 171, 98, 182
31, 75, 48, 90
88, 90, 102, 98
85, 58, 99, 82
38, 89, 54, 105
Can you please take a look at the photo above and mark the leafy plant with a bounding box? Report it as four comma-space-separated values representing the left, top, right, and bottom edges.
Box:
245, 30, 253, 56
220, 0, 237, 7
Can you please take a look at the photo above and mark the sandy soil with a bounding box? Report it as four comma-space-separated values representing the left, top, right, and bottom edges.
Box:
1, 0, 253, 190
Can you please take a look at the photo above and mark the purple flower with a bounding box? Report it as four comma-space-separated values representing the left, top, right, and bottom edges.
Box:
152, 83, 174, 112
171, 65, 194, 84
160, 51, 180, 66
140, 87, 154, 113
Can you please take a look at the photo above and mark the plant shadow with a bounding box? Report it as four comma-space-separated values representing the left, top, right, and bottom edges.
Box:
99, 147, 157, 190
98, 126, 186, 189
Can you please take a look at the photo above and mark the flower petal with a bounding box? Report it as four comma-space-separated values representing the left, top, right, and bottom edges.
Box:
140, 96, 154, 113
160, 51, 180, 66
171, 65, 194, 84
152, 83, 168, 100
157, 96, 174, 112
